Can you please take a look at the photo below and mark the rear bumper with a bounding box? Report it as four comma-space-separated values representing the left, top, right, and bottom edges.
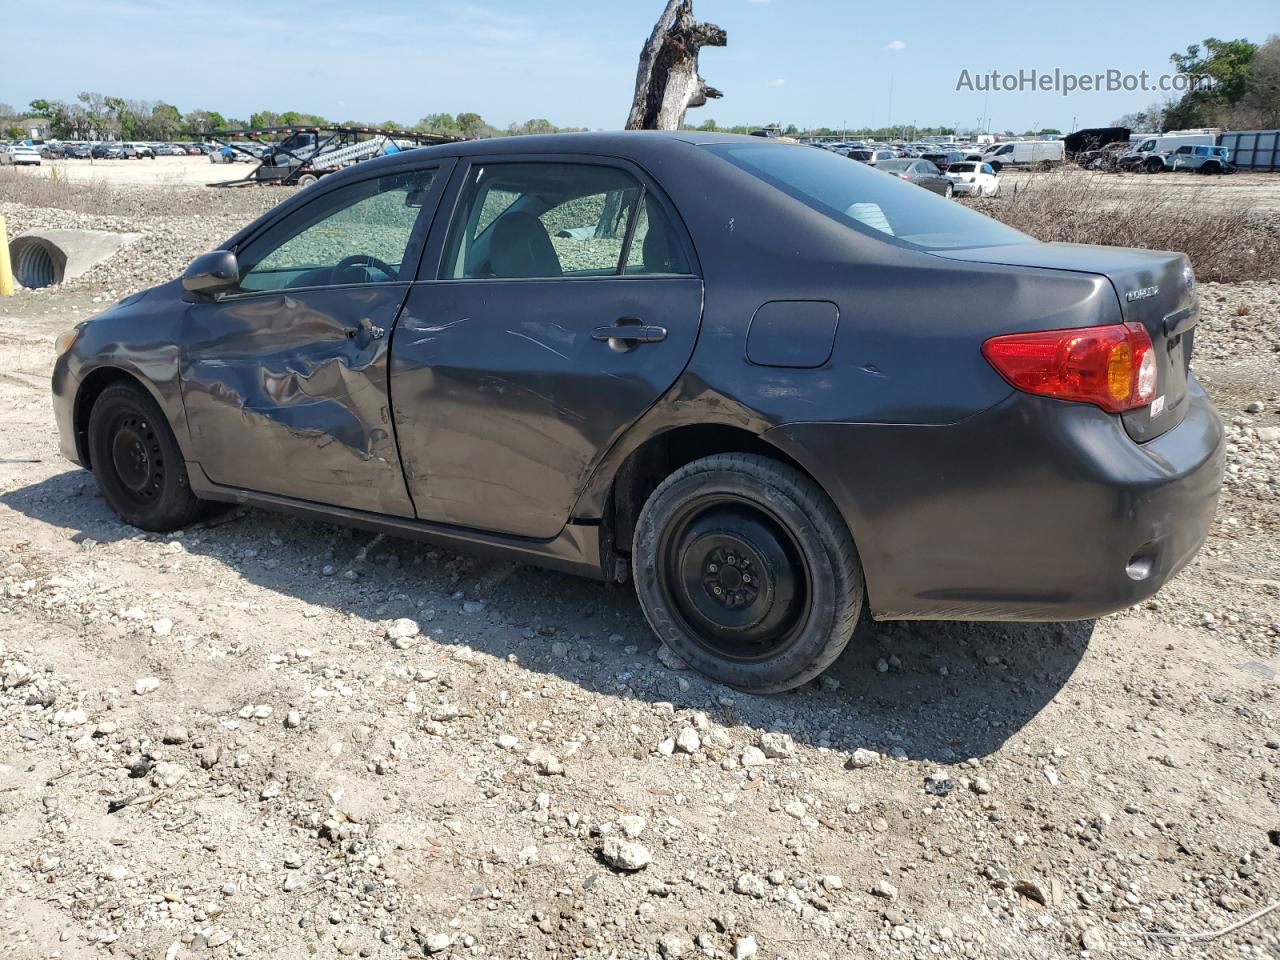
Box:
766, 380, 1224, 621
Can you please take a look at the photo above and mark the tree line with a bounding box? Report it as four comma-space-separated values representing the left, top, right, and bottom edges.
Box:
0, 95, 588, 142
1115, 34, 1280, 133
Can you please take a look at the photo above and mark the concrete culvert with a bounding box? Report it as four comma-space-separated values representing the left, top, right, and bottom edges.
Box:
9, 229, 142, 289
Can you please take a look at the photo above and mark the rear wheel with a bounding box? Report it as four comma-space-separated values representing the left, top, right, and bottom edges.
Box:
1144, 158, 1165, 174
296, 173, 319, 187
87, 382, 206, 531
633, 454, 864, 693
943, 183, 954, 198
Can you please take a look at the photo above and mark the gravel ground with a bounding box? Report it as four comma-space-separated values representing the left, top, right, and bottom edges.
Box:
0, 182, 1277, 960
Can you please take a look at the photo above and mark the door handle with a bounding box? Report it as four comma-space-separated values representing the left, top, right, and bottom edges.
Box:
591, 319, 667, 351
346, 317, 385, 342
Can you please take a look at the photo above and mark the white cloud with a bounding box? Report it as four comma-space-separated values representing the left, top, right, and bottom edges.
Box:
766, 78, 786, 87
887, 40, 906, 50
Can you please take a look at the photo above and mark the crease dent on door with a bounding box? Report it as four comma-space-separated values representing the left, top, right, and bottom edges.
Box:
183, 288, 411, 514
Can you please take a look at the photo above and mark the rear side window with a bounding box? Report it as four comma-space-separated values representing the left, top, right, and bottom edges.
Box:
710, 143, 1030, 251
442, 162, 691, 280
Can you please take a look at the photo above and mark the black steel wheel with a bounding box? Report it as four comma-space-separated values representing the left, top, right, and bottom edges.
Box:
87, 382, 207, 531
633, 454, 864, 693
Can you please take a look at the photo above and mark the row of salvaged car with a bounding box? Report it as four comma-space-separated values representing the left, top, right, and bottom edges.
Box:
3, 140, 220, 161
1077, 140, 1235, 175
812, 142, 1014, 198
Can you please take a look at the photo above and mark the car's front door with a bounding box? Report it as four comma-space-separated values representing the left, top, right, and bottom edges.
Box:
389, 157, 704, 539
180, 162, 452, 516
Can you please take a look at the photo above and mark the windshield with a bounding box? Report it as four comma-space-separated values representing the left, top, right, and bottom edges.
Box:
708, 142, 1031, 251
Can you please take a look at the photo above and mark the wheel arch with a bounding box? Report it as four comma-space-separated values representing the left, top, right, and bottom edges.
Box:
587, 421, 857, 571
73, 366, 171, 469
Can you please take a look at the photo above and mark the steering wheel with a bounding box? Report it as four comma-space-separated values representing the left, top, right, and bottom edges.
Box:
334, 254, 398, 281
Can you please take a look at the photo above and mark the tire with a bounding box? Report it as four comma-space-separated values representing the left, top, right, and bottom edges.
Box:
1144, 159, 1164, 174
87, 382, 206, 531
990, 182, 1001, 198
988, 160, 1002, 173
632, 454, 864, 693
296, 173, 319, 187
943, 183, 954, 199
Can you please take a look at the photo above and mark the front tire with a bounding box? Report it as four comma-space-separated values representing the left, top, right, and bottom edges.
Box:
87, 382, 206, 531
633, 454, 864, 693
943, 183, 954, 198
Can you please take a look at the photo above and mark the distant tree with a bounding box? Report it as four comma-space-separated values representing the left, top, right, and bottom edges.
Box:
149, 102, 182, 138
455, 112, 495, 139
1237, 35, 1280, 127
249, 111, 282, 129
1165, 37, 1258, 129
509, 118, 555, 136
416, 112, 460, 135
183, 109, 227, 135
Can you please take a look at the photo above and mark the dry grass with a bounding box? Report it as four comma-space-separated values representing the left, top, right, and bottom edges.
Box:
965, 171, 1280, 283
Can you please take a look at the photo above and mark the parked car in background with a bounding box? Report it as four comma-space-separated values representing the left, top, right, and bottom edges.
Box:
120, 143, 155, 159
1168, 145, 1234, 175
154, 143, 187, 157
0, 144, 42, 166
945, 161, 1000, 197
983, 140, 1065, 172
61, 142, 92, 159
864, 148, 897, 164
91, 142, 125, 159
847, 148, 875, 163
50, 131, 1223, 693
871, 158, 955, 196
919, 151, 966, 172
1117, 132, 1218, 173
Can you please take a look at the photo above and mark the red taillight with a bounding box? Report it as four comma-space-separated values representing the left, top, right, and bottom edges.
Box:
982, 322, 1157, 413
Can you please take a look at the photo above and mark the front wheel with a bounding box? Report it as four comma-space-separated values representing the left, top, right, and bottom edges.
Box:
632, 454, 864, 693
943, 183, 954, 198
87, 382, 207, 531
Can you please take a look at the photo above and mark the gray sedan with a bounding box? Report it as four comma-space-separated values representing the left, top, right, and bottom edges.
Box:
871, 158, 954, 197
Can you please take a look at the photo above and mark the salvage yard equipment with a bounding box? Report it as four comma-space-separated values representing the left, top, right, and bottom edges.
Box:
200, 125, 461, 187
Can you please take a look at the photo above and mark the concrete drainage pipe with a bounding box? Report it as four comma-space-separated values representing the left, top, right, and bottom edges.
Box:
9, 229, 142, 289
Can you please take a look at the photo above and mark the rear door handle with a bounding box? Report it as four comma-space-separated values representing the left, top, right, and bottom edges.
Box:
591, 320, 667, 349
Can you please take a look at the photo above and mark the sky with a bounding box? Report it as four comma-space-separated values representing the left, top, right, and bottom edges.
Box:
2, 0, 1276, 133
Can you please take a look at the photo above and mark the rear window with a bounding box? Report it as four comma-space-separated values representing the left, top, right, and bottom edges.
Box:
710, 143, 1030, 251
948, 163, 976, 173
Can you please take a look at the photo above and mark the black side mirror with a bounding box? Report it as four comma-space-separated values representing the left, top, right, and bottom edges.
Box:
182, 250, 240, 296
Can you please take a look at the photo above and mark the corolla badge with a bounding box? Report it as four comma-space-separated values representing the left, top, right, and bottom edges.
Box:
1126, 285, 1160, 302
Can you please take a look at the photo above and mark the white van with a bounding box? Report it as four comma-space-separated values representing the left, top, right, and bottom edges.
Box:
1118, 132, 1218, 172
983, 140, 1066, 171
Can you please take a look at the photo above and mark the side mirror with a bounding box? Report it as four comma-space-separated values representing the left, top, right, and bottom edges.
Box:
182, 250, 240, 295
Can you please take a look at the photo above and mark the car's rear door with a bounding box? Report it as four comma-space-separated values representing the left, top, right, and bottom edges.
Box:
389, 155, 704, 539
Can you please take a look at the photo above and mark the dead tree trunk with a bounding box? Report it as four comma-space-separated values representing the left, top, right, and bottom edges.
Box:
626, 0, 726, 131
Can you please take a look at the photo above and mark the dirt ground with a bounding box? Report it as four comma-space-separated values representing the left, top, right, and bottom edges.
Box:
0, 170, 1277, 960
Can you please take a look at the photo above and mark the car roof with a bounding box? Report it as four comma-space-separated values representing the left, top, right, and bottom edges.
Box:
317, 130, 779, 186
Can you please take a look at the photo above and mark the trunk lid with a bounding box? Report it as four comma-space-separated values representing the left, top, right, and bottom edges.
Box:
933, 242, 1196, 441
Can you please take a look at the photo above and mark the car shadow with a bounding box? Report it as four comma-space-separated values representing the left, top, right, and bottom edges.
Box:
2, 470, 1094, 764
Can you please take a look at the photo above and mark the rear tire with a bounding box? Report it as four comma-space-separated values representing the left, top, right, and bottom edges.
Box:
296, 173, 319, 187
87, 382, 207, 531
632, 454, 864, 693
943, 183, 954, 198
